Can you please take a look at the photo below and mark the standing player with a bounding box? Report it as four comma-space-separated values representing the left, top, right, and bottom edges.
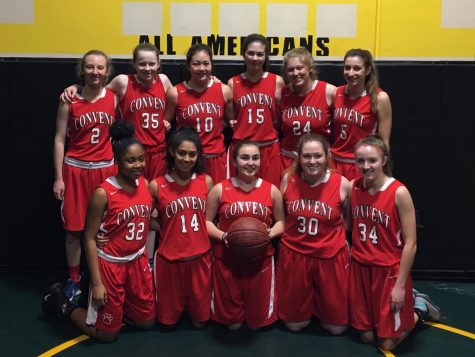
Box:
53, 50, 117, 300
150, 127, 214, 328
227, 34, 285, 186
43, 120, 156, 342
280, 47, 336, 170
62, 43, 172, 260
163, 44, 234, 184
278, 134, 350, 334
206, 140, 285, 330
349, 134, 440, 351
331, 49, 392, 181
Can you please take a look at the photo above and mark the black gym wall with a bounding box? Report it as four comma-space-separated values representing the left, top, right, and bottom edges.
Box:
1, 58, 474, 276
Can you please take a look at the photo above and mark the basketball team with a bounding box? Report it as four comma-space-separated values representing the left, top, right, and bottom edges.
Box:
42, 34, 441, 351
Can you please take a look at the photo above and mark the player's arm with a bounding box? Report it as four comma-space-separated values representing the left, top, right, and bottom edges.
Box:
344, 180, 354, 233
340, 176, 351, 231
222, 84, 236, 127
163, 86, 178, 131
279, 172, 289, 195
53, 102, 69, 200
83, 187, 108, 306
105, 74, 128, 101
159, 73, 173, 93
148, 179, 160, 231
377, 91, 392, 150
205, 175, 214, 193
59, 84, 80, 104
325, 83, 337, 107
390, 185, 417, 313
269, 184, 285, 240
274, 76, 285, 130
205, 183, 226, 242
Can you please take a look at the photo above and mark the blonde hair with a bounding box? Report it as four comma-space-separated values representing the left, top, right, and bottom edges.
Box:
282, 47, 318, 83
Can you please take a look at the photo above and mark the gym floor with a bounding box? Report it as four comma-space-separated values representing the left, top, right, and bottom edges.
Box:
1, 274, 474, 356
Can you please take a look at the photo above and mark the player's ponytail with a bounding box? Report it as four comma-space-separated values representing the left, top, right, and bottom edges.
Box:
109, 120, 142, 161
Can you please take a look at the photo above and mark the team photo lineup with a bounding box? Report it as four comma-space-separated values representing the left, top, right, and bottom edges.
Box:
42, 34, 443, 351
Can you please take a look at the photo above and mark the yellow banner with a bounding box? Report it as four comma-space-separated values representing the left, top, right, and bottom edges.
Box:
0, 0, 473, 60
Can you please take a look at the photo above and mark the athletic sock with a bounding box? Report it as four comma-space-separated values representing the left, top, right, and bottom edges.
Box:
67, 265, 81, 283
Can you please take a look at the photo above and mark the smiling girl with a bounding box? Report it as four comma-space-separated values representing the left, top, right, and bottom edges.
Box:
163, 44, 234, 184
331, 49, 392, 180
280, 47, 336, 170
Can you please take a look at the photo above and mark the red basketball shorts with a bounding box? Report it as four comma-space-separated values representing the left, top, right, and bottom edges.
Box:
349, 260, 415, 338
86, 254, 156, 333
277, 244, 350, 325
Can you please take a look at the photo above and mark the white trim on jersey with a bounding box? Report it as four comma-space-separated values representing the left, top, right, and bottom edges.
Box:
64, 156, 114, 169
97, 246, 145, 263
165, 172, 197, 183
268, 256, 275, 319
231, 177, 263, 188
241, 71, 269, 80
105, 176, 122, 189
380, 177, 396, 191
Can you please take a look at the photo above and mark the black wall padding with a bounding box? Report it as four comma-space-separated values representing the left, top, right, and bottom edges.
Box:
1, 58, 474, 272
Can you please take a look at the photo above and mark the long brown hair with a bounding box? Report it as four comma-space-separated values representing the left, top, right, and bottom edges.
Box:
344, 49, 379, 113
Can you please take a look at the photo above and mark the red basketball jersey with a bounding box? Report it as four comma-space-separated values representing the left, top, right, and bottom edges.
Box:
98, 176, 153, 258
231, 72, 278, 142
175, 81, 225, 155
66, 88, 115, 161
280, 81, 331, 153
281, 171, 346, 258
213, 178, 274, 259
350, 177, 404, 266
331, 85, 379, 160
120, 74, 167, 152
155, 173, 210, 260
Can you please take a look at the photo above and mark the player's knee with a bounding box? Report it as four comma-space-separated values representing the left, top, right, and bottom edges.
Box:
134, 318, 156, 330
321, 323, 347, 335
95, 330, 119, 343
284, 320, 310, 332
360, 330, 374, 344
377, 338, 398, 351
227, 323, 243, 330
192, 320, 206, 329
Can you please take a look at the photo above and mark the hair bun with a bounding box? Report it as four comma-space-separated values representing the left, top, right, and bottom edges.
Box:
109, 120, 135, 142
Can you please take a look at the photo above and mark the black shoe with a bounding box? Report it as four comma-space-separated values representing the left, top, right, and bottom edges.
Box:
42, 282, 76, 318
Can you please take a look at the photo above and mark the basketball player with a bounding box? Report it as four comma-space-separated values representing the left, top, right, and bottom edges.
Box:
150, 127, 214, 328
280, 47, 336, 170
61, 43, 173, 261
331, 49, 392, 181
278, 134, 350, 334
43, 120, 156, 342
227, 34, 285, 186
53, 50, 117, 300
206, 140, 285, 329
349, 134, 440, 351
162, 44, 234, 184
62, 43, 172, 180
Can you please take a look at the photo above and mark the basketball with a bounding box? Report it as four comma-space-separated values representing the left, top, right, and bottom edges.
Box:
226, 217, 270, 259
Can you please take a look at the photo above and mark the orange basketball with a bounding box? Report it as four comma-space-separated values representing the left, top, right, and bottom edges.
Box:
226, 217, 270, 259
